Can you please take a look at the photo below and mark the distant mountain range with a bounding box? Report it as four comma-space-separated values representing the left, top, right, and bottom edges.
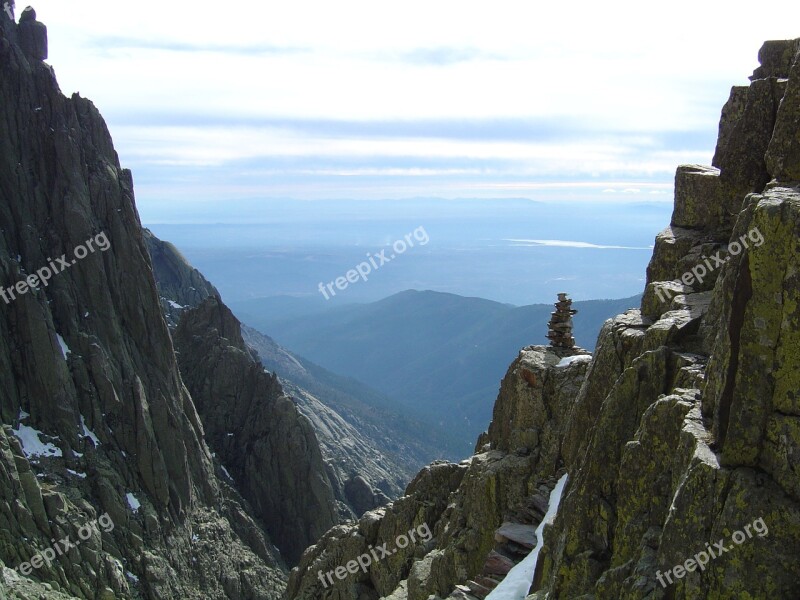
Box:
232, 291, 641, 454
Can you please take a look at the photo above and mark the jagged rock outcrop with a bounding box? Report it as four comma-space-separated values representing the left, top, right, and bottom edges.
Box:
173, 297, 338, 565
287, 39, 800, 600
17, 7, 46, 61
286, 381, 399, 519
287, 345, 591, 599
532, 39, 800, 600
0, 10, 285, 599
142, 228, 220, 327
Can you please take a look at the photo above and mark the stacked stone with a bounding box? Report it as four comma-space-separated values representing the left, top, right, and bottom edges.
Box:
546, 293, 577, 348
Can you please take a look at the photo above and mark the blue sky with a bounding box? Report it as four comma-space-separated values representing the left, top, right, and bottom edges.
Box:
25, 0, 800, 222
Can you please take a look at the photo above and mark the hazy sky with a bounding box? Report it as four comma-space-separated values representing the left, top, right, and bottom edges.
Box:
23, 0, 800, 220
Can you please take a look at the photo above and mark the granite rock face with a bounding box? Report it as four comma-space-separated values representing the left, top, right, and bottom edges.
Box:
174, 296, 339, 565
534, 38, 800, 600
0, 10, 285, 599
287, 39, 800, 600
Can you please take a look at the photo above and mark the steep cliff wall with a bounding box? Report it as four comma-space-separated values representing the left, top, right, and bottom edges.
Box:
537, 38, 800, 600
287, 39, 800, 600
0, 8, 286, 598
173, 297, 339, 565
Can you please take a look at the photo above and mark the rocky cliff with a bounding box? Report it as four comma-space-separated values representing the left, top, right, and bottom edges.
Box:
1, 7, 293, 598
287, 39, 800, 600
173, 297, 339, 565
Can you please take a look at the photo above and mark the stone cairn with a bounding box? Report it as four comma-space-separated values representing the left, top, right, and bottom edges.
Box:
546, 293, 577, 348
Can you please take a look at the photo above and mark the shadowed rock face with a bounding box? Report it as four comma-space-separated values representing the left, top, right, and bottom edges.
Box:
174, 297, 339, 565
0, 10, 286, 599
17, 7, 46, 61
287, 39, 800, 600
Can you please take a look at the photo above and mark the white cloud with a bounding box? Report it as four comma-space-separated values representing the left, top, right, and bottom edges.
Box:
23, 0, 798, 209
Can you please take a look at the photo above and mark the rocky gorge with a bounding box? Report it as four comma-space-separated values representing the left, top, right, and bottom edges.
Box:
1, 4, 799, 600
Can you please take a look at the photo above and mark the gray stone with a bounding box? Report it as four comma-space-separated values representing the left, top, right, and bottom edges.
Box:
495, 522, 537, 549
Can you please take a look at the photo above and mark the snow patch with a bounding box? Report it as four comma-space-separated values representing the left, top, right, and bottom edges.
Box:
12, 412, 62, 459
66, 469, 87, 479
555, 355, 592, 368
221, 465, 233, 481
126, 493, 141, 512
167, 300, 185, 310
485, 473, 569, 600
56, 333, 71, 358
80, 415, 101, 446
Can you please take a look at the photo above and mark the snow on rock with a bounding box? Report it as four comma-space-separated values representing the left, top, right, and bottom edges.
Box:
126, 493, 141, 512
555, 355, 591, 368
80, 414, 101, 446
56, 333, 71, 358
485, 473, 569, 600
165, 299, 185, 310
12, 411, 62, 459
66, 469, 87, 479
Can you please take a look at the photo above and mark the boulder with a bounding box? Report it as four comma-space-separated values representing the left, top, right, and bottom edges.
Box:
494, 522, 537, 549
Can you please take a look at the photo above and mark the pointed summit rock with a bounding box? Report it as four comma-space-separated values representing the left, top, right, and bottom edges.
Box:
17, 5, 46, 60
